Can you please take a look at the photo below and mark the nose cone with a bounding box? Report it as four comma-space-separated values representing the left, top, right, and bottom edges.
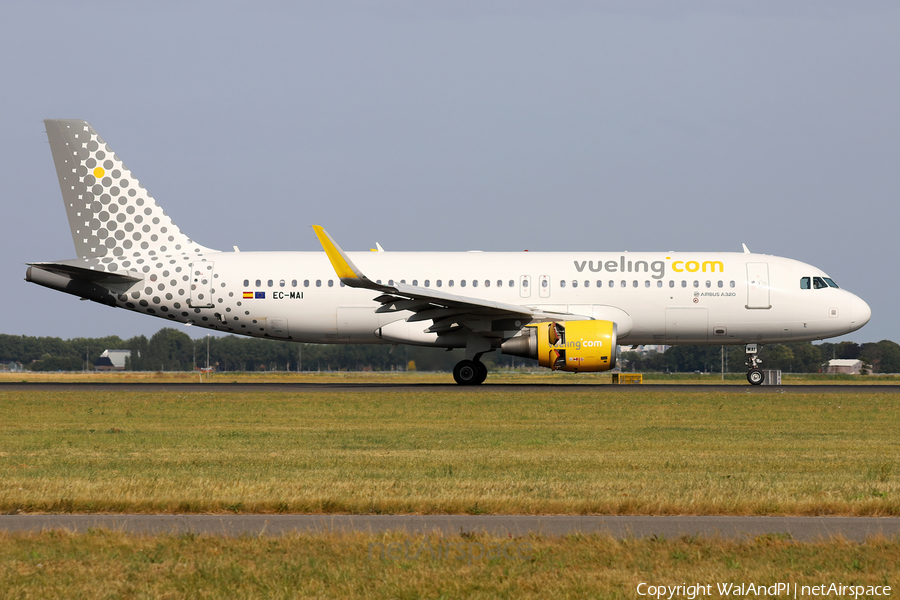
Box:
849, 294, 871, 332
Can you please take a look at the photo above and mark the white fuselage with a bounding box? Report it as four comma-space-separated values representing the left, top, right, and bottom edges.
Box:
124, 249, 869, 346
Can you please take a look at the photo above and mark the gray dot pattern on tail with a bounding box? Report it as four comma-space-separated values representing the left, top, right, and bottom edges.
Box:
44, 120, 246, 334
57, 121, 209, 269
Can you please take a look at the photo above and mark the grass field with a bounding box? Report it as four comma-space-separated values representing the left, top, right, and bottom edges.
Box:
1, 530, 898, 599
1, 385, 897, 515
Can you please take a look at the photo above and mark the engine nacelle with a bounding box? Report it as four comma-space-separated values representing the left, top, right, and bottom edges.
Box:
501, 320, 617, 372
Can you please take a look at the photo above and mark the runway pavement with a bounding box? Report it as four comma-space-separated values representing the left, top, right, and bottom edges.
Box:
1, 382, 899, 393
1, 515, 898, 541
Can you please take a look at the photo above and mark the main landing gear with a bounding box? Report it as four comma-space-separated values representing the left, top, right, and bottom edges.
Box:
453, 359, 488, 385
745, 343, 765, 385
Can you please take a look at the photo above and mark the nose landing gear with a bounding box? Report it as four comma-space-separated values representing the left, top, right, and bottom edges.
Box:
745, 343, 765, 385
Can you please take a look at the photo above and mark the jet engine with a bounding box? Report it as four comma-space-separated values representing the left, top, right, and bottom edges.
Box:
501, 320, 617, 372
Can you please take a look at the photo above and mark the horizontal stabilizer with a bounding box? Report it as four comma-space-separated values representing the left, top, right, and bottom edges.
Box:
27, 261, 142, 285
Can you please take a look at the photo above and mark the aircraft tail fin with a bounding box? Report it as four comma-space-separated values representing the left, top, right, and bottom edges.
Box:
44, 119, 216, 262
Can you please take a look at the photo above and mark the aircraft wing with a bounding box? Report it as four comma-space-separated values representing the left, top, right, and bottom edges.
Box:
312, 226, 590, 334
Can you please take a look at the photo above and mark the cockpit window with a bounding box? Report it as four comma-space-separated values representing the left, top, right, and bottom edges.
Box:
800, 277, 810, 290
824, 278, 839, 289
813, 277, 829, 289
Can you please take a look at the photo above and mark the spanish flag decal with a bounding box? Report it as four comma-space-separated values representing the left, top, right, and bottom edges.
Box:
243, 292, 253, 299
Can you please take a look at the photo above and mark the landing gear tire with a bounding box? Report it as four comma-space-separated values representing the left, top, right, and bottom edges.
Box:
474, 361, 488, 385
747, 368, 765, 386
453, 360, 484, 385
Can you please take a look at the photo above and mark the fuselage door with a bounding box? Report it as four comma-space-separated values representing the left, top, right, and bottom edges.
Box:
519, 275, 531, 298
746, 262, 771, 309
188, 260, 215, 308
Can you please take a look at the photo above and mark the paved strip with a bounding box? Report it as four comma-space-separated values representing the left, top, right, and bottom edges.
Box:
1, 382, 898, 393
1, 515, 898, 542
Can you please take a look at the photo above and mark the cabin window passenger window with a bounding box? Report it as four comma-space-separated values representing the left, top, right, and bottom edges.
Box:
800, 277, 810, 289
255, 280, 261, 287
304, 280, 309, 287
268, 280, 274, 287
437, 280, 442, 287
316, 280, 321, 287
693, 281, 699, 288
669, 280, 675, 288
497, 280, 502, 287
279, 279, 285, 287
243, 279, 249, 287
572, 280, 578, 288
340, 282, 345, 287
609, 280, 614, 287
401, 280, 406, 284
508, 280, 514, 287
730, 281, 735, 288
560, 280, 566, 288
645, 280, 650, 288
328, 280, 333, 287
485, 280, 490, 287
460, 280, 466, 287
376, 280, 382, 284
596, 280, 602, 287
717, 280, 723, 288
472, 280, 478, 287
681, 280, 687, 288
424, 280, 430, 287
705, 281, 711, 288
632, 280, 638, 288
584, 281, 590, 288
412, 280, 418, 286
449, 280, 454, 287
657, 281, 663, 288
542, 280, 548, 288
621, 280, 627, 288
388, 280, 394, 286
292, 280, 297, 287
522, 280, 527, 288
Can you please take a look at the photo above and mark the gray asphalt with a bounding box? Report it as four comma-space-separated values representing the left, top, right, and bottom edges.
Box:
1, 382, 899, 393
1, 515, 898, 541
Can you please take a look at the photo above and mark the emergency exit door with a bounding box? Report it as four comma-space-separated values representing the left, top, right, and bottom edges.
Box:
746, 262, 771, 309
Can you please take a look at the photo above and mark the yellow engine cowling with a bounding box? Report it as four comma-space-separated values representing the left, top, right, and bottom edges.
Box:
502, 320, 617, 372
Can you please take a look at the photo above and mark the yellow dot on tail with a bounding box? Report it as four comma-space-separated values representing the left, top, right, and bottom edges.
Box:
93, 167, 105, 178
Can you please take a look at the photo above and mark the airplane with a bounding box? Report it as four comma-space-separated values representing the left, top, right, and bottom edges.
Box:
27, 119, 871, 385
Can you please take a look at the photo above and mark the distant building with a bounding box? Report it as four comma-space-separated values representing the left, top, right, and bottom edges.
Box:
0, 361, 24, 372
825, 359, 863, 375
636, 345, 669, 355
95, 349, 131, 371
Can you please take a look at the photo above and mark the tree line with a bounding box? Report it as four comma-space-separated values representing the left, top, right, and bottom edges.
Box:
0, 330, 472, 373
620, 340, 900, 374
0, 330, 897, 373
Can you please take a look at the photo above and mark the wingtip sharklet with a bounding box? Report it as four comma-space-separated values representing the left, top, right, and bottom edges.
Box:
312, 225, 367, 284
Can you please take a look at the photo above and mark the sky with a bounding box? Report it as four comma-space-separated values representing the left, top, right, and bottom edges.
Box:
2, 1, 898, 344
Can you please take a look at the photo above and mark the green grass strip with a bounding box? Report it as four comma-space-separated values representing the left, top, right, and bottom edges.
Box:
0, 389, 897, 515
